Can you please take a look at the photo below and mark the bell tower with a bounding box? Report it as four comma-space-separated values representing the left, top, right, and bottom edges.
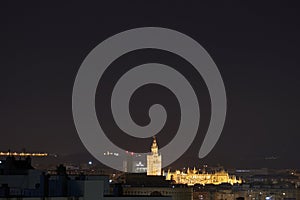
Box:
147, 136, 162, 176
151, 136, 158, 155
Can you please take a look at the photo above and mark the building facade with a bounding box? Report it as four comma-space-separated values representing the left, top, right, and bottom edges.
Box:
165, 168, 242, 186
147, 137, 162, 176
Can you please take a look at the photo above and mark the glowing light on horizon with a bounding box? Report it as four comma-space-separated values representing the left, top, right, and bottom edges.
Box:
0, 151, 48, 157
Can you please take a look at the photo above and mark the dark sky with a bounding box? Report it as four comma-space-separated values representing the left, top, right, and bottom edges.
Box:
1, 1, 300, 169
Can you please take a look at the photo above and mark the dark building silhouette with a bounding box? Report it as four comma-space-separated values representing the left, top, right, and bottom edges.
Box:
0, 155, 33, 175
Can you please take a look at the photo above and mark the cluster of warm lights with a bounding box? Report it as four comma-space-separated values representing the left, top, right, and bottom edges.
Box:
0, 152, 48, 157
165, 169, 242, 186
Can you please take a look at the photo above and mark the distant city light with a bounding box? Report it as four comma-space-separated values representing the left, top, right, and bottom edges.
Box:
88, 161, 92, 165
236, 169, 250, 173
103, 151, 119, 156
136, 161, 144, 167
0, 151, 48, 157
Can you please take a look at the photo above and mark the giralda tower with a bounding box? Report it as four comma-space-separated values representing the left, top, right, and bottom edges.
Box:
147, 136, 162, 176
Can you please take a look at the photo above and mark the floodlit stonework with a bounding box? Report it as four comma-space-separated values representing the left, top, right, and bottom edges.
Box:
165, 168, 242, 186
147, 137, 162, 176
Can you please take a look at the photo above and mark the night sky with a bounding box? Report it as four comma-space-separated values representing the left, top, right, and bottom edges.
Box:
1, 1, 300, 169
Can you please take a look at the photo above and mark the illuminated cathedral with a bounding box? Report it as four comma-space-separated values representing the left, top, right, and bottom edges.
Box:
165, 168, 242, 186
146, 137, 242, 185
147, 136, 162, 176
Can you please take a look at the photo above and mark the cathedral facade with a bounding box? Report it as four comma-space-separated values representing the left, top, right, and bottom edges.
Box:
146, 137, 162, 176
165, 168, 242, 186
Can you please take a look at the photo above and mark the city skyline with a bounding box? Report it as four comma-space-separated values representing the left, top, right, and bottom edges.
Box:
1, 2, 300, 169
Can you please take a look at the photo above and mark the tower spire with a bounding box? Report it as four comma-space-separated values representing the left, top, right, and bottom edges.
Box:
151, 136, 158, 154
147, 135, 162, 176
